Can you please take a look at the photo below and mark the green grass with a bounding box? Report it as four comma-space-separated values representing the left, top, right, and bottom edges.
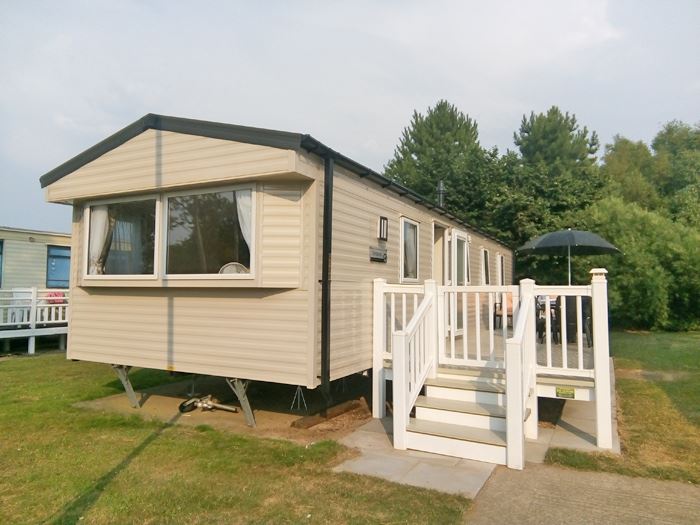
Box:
611, 330, 700, 371
546, 331, 700, 484
0, 354, 469, 524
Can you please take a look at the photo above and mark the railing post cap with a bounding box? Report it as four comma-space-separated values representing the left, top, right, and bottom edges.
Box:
590, 268, 608, 280
519, 278, 536, 285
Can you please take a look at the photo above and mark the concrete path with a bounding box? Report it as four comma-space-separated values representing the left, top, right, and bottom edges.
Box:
465, 463, 700, 524
334, 418, 495, 498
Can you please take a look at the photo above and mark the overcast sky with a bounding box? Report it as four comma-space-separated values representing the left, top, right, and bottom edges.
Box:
1, 0, 698, 233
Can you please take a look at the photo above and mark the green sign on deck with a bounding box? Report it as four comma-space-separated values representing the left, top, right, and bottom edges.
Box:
555, 386, 575, 399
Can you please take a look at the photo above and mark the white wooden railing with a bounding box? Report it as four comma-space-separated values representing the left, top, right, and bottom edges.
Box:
0, 288, 70, 354
505, 279, 538, 469
392, 281, 438, 449
439, 284, 519, 368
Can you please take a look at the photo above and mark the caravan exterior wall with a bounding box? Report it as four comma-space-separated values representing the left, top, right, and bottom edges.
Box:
51, 131, 322, 387
0, 228, 71, 290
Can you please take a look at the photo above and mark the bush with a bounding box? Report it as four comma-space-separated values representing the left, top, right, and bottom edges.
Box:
570, 197, 700, 330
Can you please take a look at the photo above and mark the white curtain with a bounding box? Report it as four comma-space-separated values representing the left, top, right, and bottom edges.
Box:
235, 189, 252, 249
404, 222, 417, 279
88, 206, 110, 274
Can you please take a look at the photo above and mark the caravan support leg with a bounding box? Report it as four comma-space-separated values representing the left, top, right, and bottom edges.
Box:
111, 364, 140, 408
226, 378, 256, 427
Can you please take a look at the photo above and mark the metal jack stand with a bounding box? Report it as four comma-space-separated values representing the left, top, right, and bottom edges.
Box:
225, 378, 256, 427
111, 364, 140, 408
290, 386, 308, 412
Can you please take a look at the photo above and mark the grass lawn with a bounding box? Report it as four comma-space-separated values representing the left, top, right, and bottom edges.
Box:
0, 353, 469, 524
546, 330, 700, 484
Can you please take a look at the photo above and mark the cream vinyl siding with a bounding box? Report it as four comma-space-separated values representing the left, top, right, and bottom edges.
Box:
46, 130, 297, 203
0, 230, 71, 289
260, 184, 303, 288
326, 166, 434, 380
66, 183, 316, 386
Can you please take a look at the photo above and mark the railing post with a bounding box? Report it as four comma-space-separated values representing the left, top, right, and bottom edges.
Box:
436, 284, 446, 369
591, 268, 613, 449
392, 330, 408, 450
506, 337, 524, 469
27, 287, 37, 355
372, 278, 387, 419
519, 279, 538, 440
424, 279, 438, 379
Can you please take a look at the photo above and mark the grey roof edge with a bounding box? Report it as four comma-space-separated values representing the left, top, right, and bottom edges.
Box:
0, 225, 71, 237
38, 113, 511, 249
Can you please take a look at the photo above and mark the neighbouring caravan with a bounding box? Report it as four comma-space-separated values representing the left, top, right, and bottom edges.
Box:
0, 227, 72, 354
0, 226, 71, 290
39, 114, 512, 422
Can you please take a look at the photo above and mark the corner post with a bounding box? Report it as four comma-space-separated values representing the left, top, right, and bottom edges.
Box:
519, 278, 538, 440
28, 287, 37, 355
392, 330, 408, 450
372, 278, 387, 418
590, 268, 613, 449
424, 279, 438, 379
505, 336, 524, 470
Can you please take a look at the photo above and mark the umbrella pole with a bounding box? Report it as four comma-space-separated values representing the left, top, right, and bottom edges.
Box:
568, 244, 571, 286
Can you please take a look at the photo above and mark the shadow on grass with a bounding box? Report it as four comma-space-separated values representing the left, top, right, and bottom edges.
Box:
45, 413, 181, 524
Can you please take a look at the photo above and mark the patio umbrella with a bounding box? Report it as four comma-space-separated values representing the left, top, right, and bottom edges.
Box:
517, 228, 621, 285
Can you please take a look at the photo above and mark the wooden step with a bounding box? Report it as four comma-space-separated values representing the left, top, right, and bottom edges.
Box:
415, 396, 506, 418
438, 365, 505, 380
425, 377, 506, 394
406, 419, 506, 447
538, 374, 595, 388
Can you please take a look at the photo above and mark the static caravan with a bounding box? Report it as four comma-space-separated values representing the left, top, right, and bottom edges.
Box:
0, 226, 71, 353
0, 226, 71, 290
39, 114, 513, 424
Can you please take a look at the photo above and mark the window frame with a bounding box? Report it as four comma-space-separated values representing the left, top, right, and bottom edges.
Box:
481, 247, 491, 285
399, 216, 420, 283
496, 253, 506, 286
451, 229, 471, 286
161, 183, 256, 281
46, 244, 71, 289
82, 194, 161, 281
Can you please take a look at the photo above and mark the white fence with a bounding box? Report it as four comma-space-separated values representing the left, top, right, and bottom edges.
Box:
392, 281, 437, 449
373, 268, 613, 465
0, 288, 70, 354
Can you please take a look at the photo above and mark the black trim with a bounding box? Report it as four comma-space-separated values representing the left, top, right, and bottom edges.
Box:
320, 155, 334, 408
39, 113, 511, 249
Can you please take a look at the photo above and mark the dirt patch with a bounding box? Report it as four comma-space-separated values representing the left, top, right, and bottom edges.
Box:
75, 374, 373, 444
616, 369, 693, 382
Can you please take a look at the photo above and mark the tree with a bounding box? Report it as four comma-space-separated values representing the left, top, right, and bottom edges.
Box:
513, 106, 603, 216
384, 100, 495, 225
600, 136, 661, 210
649, 121, 700, 196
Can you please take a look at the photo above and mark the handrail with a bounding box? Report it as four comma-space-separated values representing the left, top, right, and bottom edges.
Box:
392, 283, 437, 449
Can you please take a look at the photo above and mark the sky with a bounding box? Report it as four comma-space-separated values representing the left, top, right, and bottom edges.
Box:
1, 0, 698, 233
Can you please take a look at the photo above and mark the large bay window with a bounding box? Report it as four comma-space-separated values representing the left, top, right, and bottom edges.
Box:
87, 199, 156, 275
166, 188, 252, 275
401, 217, 419, 282
84, 185, 254, 281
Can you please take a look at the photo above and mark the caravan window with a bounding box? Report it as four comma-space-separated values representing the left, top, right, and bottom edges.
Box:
166, 188, 253, 276
401, 217, 419, 282
87, 199, 157, 276
481, 248, 490, 285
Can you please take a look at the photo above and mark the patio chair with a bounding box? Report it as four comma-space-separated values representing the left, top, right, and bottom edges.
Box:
493, 293, 514, 329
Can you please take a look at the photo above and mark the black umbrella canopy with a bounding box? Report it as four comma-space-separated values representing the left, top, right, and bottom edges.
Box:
517, 229, 621, 256
517, 228, 621, 285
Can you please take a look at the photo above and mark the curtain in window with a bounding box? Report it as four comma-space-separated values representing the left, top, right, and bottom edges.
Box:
235, 189, 252, 249
88, 205, 111, 274
109, 219, 143, 274
404, 223, 417, 279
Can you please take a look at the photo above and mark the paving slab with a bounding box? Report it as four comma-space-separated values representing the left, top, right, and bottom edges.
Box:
465, 463, 700, 525
334, 418, 495, 498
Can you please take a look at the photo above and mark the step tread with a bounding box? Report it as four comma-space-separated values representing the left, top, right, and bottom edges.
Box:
407, 419, 507, 446
426, 377, 506, 393
438, 365, 505, 379
538, 374, 595, 388
415, 395, 506, 417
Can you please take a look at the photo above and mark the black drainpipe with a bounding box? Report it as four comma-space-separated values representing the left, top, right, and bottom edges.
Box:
320, 155, 334, 410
